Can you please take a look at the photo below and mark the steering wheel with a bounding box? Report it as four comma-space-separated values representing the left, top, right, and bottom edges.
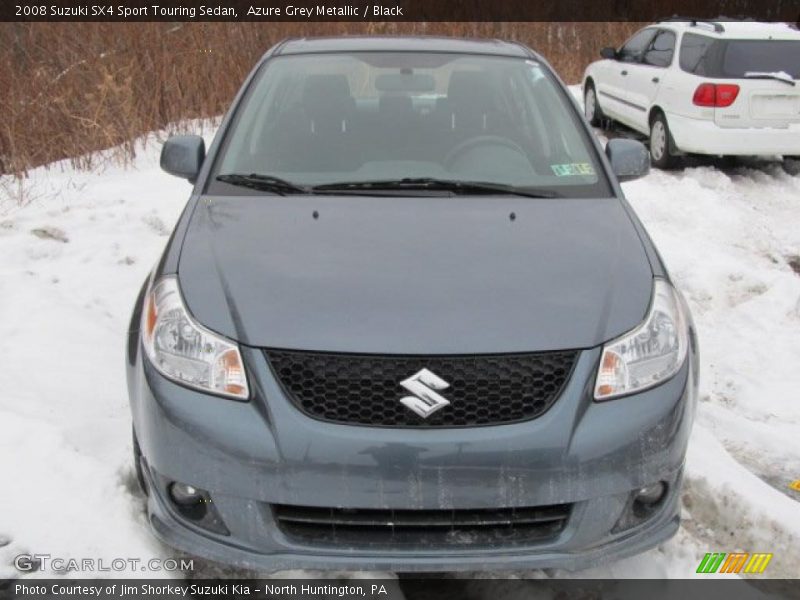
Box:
444, 135, 528, 171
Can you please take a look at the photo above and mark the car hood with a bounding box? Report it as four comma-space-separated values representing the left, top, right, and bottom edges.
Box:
178, 195, 653, 354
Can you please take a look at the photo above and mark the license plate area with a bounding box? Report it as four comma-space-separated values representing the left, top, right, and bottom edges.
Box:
750, 94, 800, 119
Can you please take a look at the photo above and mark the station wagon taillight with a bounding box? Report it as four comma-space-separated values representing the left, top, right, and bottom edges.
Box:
692, 83, 740, 108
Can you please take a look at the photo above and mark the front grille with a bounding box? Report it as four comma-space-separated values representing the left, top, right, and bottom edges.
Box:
265, 349, 577, 427
272, 503, 571, 548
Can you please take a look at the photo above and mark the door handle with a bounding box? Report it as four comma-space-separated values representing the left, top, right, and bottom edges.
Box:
621, 70, 628, 76
652, 77, 660, 83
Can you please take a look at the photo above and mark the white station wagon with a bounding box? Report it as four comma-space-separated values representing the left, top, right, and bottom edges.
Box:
583, 19, 800, 167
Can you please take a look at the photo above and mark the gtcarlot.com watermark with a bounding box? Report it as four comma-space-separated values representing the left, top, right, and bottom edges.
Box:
14, 553, 193, 573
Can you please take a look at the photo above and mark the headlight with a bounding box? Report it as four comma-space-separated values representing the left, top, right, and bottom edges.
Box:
594, 279, 688, 400
141, 276, 248, 399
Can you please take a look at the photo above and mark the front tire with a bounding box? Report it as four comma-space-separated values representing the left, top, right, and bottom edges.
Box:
584, 83, 604, 127
649, 113, 679, 169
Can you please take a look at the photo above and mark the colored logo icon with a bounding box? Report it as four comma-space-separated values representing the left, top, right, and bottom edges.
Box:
696, 552, 773, 574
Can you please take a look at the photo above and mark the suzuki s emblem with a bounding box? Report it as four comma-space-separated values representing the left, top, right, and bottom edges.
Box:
399, 368, 451, 418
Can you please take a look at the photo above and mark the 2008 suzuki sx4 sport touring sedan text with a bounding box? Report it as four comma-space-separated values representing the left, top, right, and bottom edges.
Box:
126, 37, 698, 572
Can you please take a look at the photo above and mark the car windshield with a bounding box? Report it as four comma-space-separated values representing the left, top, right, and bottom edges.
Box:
210, 52, 610, 197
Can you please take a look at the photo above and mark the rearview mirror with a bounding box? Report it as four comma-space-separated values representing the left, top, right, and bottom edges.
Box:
375, 72, 436, 93
600, 47, 617, 60
605, 139, 650, 183
160, 135, 205, 183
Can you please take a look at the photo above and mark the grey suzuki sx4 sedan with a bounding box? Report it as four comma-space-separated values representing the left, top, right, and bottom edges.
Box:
126, 36, 699, 572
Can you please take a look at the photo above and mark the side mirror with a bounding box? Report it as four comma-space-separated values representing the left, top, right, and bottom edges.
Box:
605, 139, 650, 183
160, 135, 205, 182
600, 47, 617, 60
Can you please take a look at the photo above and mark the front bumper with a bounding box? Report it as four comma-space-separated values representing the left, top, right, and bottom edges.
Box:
667, 112, 800, 156
127, 344, 697, 572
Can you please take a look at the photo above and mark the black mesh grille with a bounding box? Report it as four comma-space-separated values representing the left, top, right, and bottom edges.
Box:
272, 503, 571, 548
265, 349, 577, 427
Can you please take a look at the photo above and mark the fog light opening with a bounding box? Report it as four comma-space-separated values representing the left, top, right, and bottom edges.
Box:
613, 475, 679, 534
168, 481, 209, 521
169, 482, 203, 505
632, 481, 668, 518
635, 482, 666, 505
155, 473, 229, 536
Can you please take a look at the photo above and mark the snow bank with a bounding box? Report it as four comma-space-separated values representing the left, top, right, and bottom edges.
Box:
0, 131, 199, 579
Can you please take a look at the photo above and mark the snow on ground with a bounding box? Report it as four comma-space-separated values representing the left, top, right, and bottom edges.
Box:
1, 107, 799, 583
621, 164, 800, 579
0, 132, 200, 580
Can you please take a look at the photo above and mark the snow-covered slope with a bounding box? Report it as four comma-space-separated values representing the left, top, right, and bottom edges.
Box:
1, 115, 799, 581
0, 134, 198, 579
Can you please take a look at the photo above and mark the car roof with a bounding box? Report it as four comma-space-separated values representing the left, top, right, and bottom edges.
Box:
656, 20, 800, 40
275, 36, 533, 58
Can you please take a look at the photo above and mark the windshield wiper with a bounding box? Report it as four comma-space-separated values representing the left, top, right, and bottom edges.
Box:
743, 71, 796, 86
217, 173, 310, 195
217, 175, 561, 198
312, 178, 559, 198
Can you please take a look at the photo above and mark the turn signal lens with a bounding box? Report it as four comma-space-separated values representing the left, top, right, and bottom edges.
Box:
141, 276, 249, 400
594, 279, 688, 400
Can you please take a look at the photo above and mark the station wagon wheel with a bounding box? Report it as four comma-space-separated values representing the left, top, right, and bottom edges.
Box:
649, 113, 678, 169
584, 83, 604, 127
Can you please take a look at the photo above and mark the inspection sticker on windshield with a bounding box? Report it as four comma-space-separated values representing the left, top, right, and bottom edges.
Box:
551, 163, 595, 176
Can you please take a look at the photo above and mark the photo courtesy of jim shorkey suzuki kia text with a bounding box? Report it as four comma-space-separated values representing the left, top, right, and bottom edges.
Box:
0, 0, 799, 595
16, 583, 385, 597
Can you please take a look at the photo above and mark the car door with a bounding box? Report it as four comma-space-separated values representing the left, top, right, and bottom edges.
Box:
624, 29, 677, 133
600, 28, 657, 128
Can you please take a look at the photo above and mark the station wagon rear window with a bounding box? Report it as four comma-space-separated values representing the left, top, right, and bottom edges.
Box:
721, 40, 800, 78
680, 34, 800, 79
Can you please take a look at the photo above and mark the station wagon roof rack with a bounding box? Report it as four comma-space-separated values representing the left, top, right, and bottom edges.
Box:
658, 16, 725, 33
